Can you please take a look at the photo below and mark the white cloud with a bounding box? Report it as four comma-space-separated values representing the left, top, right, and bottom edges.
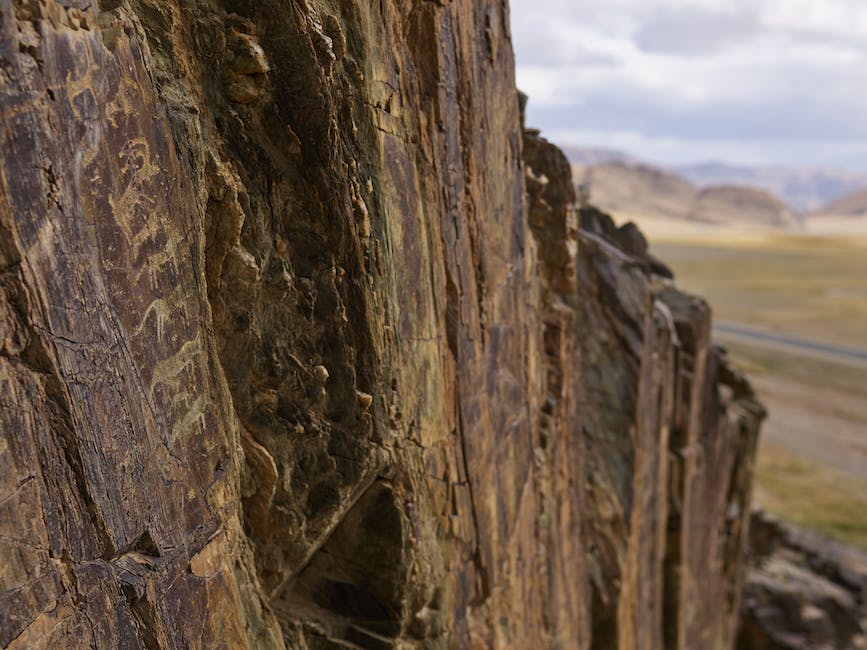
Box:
511, 0, 867, 169
541, 128, 867, 170
759, 1, 867, 39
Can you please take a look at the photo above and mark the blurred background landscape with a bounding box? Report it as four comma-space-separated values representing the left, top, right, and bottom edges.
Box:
512, 0, 867, 551
571, 149, 867, 549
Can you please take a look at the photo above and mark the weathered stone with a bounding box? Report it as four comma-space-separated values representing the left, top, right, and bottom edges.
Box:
574, 191, 764, 650
0, 1, 766, 648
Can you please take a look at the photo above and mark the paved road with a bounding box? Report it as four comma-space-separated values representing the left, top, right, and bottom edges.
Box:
713, 321, 867, 367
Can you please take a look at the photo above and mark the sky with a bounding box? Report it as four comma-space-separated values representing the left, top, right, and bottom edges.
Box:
509, 0, 867, 170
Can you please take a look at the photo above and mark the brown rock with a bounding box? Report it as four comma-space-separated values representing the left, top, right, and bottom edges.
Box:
574, 200, 763, 650
738, 511, 867, 650
0, 1, 764, 648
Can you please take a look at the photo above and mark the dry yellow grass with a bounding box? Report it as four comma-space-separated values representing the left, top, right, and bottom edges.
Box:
649, 232, 867, 349
754, 441, 867, 551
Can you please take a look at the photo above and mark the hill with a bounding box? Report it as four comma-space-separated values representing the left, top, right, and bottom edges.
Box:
812, 187, 867, 217
559, 145, 637, 167
679, 161, 867, 213
692, 185, 800, 228
576, 161, 694, 220
564, 147, 867, 214
576, 161, 801, 228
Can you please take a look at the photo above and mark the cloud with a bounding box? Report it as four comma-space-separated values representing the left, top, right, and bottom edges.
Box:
510, 0, 867, 169
538, 127, 867, 171
632, 7, 758, 55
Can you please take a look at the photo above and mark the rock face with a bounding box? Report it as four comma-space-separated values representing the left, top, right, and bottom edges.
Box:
0, 1, 763, 648
573, 204, 763, 650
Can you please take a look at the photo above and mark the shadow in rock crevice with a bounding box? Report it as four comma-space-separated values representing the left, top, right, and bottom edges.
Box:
273, 480, 409, 648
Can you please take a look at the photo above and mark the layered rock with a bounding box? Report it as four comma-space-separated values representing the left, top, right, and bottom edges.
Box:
739, 511, 867, 650
572, 205, 764, 650
0, 1, 763, 648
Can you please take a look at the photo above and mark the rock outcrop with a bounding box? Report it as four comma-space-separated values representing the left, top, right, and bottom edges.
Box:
0, 1, 764, 648
739, 511, 867, 650
572, 203, 763, 650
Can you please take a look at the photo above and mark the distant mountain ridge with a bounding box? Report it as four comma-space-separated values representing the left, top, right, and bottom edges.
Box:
565, 147, 867, 214
559, 145, 639, 167
579, 162, 695, 221
576, 162, 799, 228
677, 162, 867, 213
811, 187, 867, 217
691, 184, 799, 228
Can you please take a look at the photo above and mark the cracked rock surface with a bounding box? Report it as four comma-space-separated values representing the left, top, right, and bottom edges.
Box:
1, 1, 764, 648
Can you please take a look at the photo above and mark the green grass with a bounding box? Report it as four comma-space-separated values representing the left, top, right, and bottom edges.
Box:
736, 344, 867, 551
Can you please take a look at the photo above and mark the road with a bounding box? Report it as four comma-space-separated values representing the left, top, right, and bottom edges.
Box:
712, 320, 867, 484
713, 321, 867, 368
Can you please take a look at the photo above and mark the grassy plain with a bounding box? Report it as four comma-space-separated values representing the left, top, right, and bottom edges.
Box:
633, 220, 867, 550
754, 440, 867, 550
651, 231, 867, 349
726, 341, 867, 550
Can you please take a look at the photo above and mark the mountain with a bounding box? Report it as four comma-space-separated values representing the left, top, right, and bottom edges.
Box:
577, 161, 695, 220
576, 161, 801, 228
678, 162, 867, 213
563, 147, 867, 214
692, 185, 800, 228
812, 187, 867, 217
559, 145, 638, 167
